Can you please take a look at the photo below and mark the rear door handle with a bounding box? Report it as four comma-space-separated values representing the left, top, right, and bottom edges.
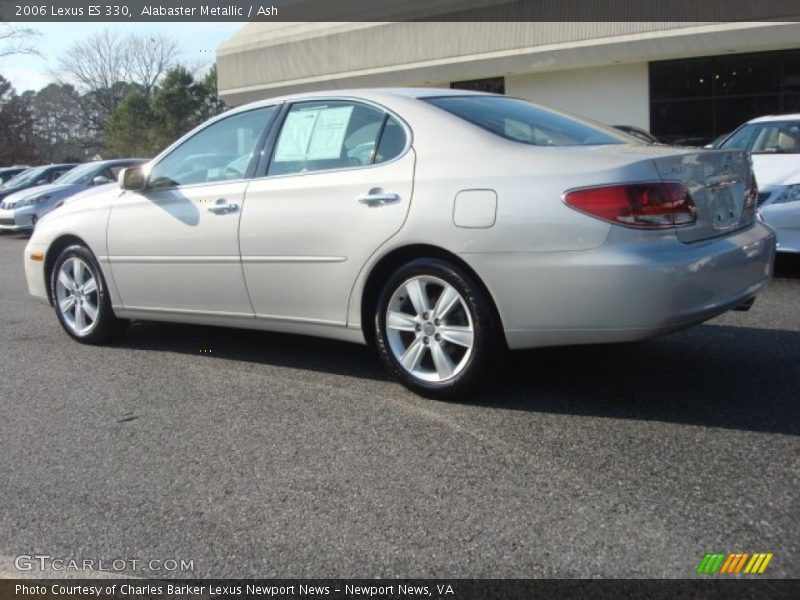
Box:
358, 188, 401, 206
208, 199, 239, 214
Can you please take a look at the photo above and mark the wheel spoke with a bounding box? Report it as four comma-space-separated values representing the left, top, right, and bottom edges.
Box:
74, 303, 86, 331
439, 325, 474, 348
400, 337, 426, 372
59, 295, 76, 313
82, 300, 98, 322
82, 278, 98, 295
404, 279, 429, 318
430, 343, 455, 379
73, 259, 84, 287
387, 310, 418, 332
58, 268, 74, 290
434, 284, 461, 320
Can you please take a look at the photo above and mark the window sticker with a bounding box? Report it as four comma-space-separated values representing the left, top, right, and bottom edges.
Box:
273, 105, 355, 162
306, 106, 354, 160
273, 109, 320, 162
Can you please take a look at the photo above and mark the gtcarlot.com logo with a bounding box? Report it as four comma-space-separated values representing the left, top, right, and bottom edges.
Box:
696, 552, 774, 575
14, 554, 194, 573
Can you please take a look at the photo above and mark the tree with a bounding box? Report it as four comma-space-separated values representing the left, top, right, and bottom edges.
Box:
29, 84, 84, 162
0, 24, 41, 59
0, 76, 38, 165
105, 90, 158, 157
55, 29, 180, 148
150, 66, 205, 150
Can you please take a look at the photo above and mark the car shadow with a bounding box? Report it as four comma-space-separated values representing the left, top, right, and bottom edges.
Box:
119, 319, 799, 437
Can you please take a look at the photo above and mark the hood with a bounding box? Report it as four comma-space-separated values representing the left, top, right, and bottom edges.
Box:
0, 183, 80, 208
62, 183, 118, 206
751, 154, 800, 189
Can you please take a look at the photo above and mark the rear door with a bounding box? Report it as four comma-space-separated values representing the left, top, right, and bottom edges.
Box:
239, 99, 414, 326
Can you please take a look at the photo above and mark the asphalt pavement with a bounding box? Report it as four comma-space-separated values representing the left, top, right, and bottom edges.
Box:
0, 231, 798, 579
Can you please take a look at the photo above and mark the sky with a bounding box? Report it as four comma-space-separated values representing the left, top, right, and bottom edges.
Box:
2, 22, 245, 93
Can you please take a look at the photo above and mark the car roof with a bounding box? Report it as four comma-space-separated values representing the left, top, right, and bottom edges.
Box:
227, 87, 488, 115
747, 113, 800, 123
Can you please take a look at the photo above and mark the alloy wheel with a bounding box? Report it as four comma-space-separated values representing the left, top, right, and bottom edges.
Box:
385, 275, 474, 382
55, 257, 100, 336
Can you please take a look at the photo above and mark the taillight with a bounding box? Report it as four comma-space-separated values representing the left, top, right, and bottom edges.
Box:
563, 182, 696, 229
744, 173, 758, 209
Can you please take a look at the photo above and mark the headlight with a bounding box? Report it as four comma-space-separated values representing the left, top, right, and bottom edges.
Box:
772, 184, 800, 205
17, 194, 51, 208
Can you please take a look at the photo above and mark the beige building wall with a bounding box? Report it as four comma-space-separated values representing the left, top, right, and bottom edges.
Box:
506, 63, 650, 128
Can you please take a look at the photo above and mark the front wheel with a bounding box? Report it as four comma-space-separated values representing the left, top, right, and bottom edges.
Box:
374, 258, 502, 399
50, 244, 127, 344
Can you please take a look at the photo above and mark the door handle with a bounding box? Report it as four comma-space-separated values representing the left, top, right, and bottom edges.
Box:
358, 188, 401, 206
208, 199, 239, 214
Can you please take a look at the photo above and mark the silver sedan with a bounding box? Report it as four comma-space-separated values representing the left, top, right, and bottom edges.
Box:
24, 89, 775, 397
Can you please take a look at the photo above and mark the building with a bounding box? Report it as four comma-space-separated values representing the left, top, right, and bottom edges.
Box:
217, 20, 800, 145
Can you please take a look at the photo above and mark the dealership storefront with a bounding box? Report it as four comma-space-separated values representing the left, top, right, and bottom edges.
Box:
217, 21, 800, 146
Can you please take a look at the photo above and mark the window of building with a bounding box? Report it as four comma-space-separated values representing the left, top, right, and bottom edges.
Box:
450, 77, 506, 95
650, 50, 800, 146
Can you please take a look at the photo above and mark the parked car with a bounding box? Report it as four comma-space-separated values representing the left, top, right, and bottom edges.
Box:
0, 166, 30, 184
704, 133, 730, 149
0, 163, 76, 204
612, 125, 660, 144
718, 114, 800, 253
0, 159, 147, 232
24, 89, 775, 397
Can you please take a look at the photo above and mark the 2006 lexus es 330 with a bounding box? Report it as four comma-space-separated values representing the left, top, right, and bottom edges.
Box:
24, 89, 776, 398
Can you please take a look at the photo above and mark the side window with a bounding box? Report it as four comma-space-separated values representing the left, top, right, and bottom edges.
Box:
149, 106, 275, 189
268, 101, 388, 176
374, 116, 407, 164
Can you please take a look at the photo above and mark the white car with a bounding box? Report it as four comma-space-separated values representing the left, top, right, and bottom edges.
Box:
718, 114, 800, 253
24, 89, 774, 397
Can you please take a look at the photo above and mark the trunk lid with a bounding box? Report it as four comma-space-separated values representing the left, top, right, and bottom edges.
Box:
650, 149, 755, 243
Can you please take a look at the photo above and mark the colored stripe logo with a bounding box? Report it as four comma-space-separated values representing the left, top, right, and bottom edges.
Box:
697, 552, 773, 574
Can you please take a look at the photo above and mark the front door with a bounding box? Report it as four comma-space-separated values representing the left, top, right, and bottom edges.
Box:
107, 106, 277, 316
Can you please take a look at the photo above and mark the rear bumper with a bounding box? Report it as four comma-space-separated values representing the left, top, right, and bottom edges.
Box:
461, 222, 776, 350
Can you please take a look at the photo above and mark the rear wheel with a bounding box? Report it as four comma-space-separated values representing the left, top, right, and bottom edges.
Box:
50, 245, 126, 344
374, 258, 502, 398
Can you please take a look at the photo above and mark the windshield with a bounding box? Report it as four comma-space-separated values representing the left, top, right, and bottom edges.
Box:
721, 121, 800, 154
57, 162, 100, 184
424, 96, 628, 147
1, 166, 46, 188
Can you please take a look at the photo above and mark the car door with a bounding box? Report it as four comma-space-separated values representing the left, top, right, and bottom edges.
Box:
240, 99, 414, 326
107, 106, 277, 316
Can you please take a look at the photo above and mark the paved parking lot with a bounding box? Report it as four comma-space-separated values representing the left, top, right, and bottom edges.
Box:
0, 232, 798, 579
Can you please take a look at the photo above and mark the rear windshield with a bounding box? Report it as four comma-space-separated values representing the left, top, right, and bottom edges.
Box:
424, 96, 627, 147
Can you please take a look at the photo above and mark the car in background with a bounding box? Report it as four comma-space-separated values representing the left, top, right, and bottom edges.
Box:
0, 163, 77, 204
23, 89, 775, 398
719, 114, 800, 253
612, 125, 660, 144
0, 159, 146, 232
0, 166, 30, 184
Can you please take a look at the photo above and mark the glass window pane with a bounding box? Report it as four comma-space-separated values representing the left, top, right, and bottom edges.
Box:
375, 116, 407, 164
149, 107, 275, 189
425, 96, 625, 146
268, 101, 386, 176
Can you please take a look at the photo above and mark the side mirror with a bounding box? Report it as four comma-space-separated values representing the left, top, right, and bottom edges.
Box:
92, 175, 112, 186
119, 166, 147, 192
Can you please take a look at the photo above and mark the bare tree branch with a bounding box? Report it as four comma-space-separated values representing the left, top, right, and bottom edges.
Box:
0, 23, 42, 59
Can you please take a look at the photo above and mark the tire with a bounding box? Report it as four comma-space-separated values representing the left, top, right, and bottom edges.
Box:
50, 244, 127, 344
374, 258, 502, 399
